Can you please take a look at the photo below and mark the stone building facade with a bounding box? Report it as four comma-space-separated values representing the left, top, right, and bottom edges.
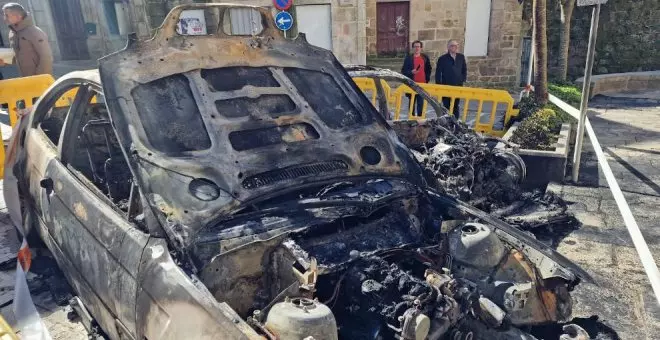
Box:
0, 0, 526, 89
0, 0, 365, 65
145, 0, 367, 65
366, 0, 524, 89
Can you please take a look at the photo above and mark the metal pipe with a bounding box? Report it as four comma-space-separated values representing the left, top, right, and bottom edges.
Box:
526, 14, 535, 87
572, 3, 601, 182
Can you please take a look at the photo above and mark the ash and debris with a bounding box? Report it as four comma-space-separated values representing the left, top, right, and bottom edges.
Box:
289, 209, 420, 272
401, 115, 577, 238
321, 256, 439, 339
341, 257, 432, 321
408, 115, 522, 205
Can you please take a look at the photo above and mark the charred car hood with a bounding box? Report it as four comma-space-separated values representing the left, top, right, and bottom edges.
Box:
98, 5, 423, 246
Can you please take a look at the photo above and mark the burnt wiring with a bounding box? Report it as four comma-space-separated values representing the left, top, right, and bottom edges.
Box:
323, 271, 349, 308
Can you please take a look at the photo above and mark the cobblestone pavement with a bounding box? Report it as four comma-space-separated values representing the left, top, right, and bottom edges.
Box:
548, 94, 660, 340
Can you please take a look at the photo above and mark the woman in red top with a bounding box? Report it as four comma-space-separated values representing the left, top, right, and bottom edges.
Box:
401, 40, 432, 117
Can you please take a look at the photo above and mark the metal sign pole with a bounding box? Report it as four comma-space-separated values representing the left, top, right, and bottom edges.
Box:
526, 11, 535, 87
572, 3, 601, 182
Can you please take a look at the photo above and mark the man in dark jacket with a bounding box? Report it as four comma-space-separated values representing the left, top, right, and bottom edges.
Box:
435, 39, 467, 116
401, 40, 431, 117
0, 3, 53, 77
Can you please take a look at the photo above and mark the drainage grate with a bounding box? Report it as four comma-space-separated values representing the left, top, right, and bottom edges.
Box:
242, 160, 349, 189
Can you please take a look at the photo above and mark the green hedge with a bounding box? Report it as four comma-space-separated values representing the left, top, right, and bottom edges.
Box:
511, 108, 562, 150
548, 83, 582, 107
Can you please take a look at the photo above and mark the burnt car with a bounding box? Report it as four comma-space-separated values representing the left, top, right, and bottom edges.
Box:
11, 4, 593, 340
346, 65, 511, 134
346, 65, 447, 121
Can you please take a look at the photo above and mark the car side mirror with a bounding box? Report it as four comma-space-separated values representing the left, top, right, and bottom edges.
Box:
40, 178, 53, 191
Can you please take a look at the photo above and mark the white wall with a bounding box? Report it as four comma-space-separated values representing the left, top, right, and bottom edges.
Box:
295, 4, 332, 50
464, 0, 492, 57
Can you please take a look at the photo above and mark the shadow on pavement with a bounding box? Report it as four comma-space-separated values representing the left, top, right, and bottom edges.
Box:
616, 145, 660, 156
590, 95, 660, 110
604, 147, 660, 196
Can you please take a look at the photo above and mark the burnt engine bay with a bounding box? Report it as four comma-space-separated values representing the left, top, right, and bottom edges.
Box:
190, 180, 581, 340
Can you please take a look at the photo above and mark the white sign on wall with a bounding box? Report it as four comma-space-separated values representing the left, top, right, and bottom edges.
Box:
296, 5, 333, 50
464, 0, 492, 57
177, 9, 207, 36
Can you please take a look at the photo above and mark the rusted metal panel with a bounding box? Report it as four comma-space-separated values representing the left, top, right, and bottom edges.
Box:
376, 2, 410, 56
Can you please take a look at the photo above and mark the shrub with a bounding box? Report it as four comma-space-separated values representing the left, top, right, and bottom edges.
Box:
510, 108, 561, 150
517, 95, 543, 120
548, 83, 582, 107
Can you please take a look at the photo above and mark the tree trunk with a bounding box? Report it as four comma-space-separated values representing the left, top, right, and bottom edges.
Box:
558, 0, 576, 82
533, 0, 548, 104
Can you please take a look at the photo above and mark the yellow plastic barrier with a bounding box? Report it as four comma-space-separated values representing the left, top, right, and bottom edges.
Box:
353, 76, 520, 137
352, 77, 378, 106
420, 83, 519, 136
0, 75, 86, 177
391, 84, 429, 121
0, 314, 18, 340
0, 74, 56, 127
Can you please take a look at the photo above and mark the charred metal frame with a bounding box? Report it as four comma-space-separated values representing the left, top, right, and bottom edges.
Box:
10, 4, 597, 340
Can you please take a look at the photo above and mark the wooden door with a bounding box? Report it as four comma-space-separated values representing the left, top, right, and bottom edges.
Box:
376, 2, 410, 57
50, 0, 90, 60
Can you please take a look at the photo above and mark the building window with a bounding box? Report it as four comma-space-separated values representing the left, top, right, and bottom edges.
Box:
464, 0, 492, 57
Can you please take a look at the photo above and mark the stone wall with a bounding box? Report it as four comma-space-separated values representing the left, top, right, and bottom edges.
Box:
365, 0, 524, 89
79, 0, 123, 59
365, 0, 377, 56
576, 71, 660, 98
76, 0, 151, 59
466, 0, 523, 89
145, 0, 197, 33
545, 0, 660, 80
332, 0, 367, 65
407, 0, 468, 62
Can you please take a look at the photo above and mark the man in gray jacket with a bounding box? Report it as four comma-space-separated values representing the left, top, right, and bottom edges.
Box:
0, 3, 53, 76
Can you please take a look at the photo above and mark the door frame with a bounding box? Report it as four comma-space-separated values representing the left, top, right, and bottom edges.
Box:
49, 0, 90, 60
375, 0, 410, 57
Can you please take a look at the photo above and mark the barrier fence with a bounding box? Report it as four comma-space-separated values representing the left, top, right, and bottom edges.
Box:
549, 94, 660, 305
352, 77, 520, 137
0, 74, 81, 177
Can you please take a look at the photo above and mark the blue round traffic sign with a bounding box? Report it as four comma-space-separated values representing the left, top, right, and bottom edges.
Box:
273, 0, 293, 11
275, 11, 293, 32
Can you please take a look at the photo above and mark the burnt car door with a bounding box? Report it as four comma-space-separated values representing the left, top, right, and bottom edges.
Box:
39, 84, 148, 340
21, 79, 83, 237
